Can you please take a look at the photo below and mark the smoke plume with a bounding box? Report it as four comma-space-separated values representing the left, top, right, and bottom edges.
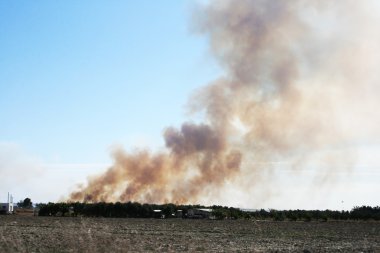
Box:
69, 0, 380, 204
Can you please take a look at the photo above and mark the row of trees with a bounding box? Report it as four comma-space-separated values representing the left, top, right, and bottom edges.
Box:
211, 206, 380, 221
38, 202, 201, 218
37, 202, 380, 221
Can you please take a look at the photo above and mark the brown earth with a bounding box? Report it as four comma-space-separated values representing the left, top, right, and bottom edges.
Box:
0, 216, 379, 252
14, 208, 36, 216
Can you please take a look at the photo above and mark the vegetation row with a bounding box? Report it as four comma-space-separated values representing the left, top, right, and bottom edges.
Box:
36, 202, 380, 221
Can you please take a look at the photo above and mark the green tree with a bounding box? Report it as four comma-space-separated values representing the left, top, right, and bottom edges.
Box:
19, 198, 33, 208
59, 203, 70, 217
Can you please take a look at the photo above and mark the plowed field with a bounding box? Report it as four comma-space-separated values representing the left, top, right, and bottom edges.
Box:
0, 216, 379, 252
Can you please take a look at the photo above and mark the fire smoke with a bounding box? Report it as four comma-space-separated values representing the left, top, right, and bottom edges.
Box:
69, 0, 380, 204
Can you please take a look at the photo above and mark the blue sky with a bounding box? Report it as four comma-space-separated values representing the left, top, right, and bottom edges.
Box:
0, 0, 226, 205
0, 1, 379, 209
0, 0, 219, 164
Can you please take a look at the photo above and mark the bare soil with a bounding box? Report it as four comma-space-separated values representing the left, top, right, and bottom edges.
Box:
0, 216, 379, 252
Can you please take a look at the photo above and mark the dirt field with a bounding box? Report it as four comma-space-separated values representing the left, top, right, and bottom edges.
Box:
0, 216, 379, 252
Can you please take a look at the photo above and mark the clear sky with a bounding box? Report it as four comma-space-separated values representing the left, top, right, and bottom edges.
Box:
0, 0, 222, 204
0, 0, 218, 163
0, 1, 379, 209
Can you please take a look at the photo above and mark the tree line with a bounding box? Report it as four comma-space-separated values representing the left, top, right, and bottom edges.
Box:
38, 202, 201, 218
37, 202, 380, 221
215, 205, 380, 221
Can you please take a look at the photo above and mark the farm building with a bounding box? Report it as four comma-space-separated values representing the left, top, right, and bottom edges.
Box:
153, 209, 165, 219
175, 209, 183, 218
0, 193, 14, 214
187, 208, 214, 219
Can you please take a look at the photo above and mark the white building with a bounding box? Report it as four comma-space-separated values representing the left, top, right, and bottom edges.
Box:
0, 193, 14, 214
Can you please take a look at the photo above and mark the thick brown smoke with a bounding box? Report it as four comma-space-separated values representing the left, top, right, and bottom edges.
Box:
69, 0, 380, 204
